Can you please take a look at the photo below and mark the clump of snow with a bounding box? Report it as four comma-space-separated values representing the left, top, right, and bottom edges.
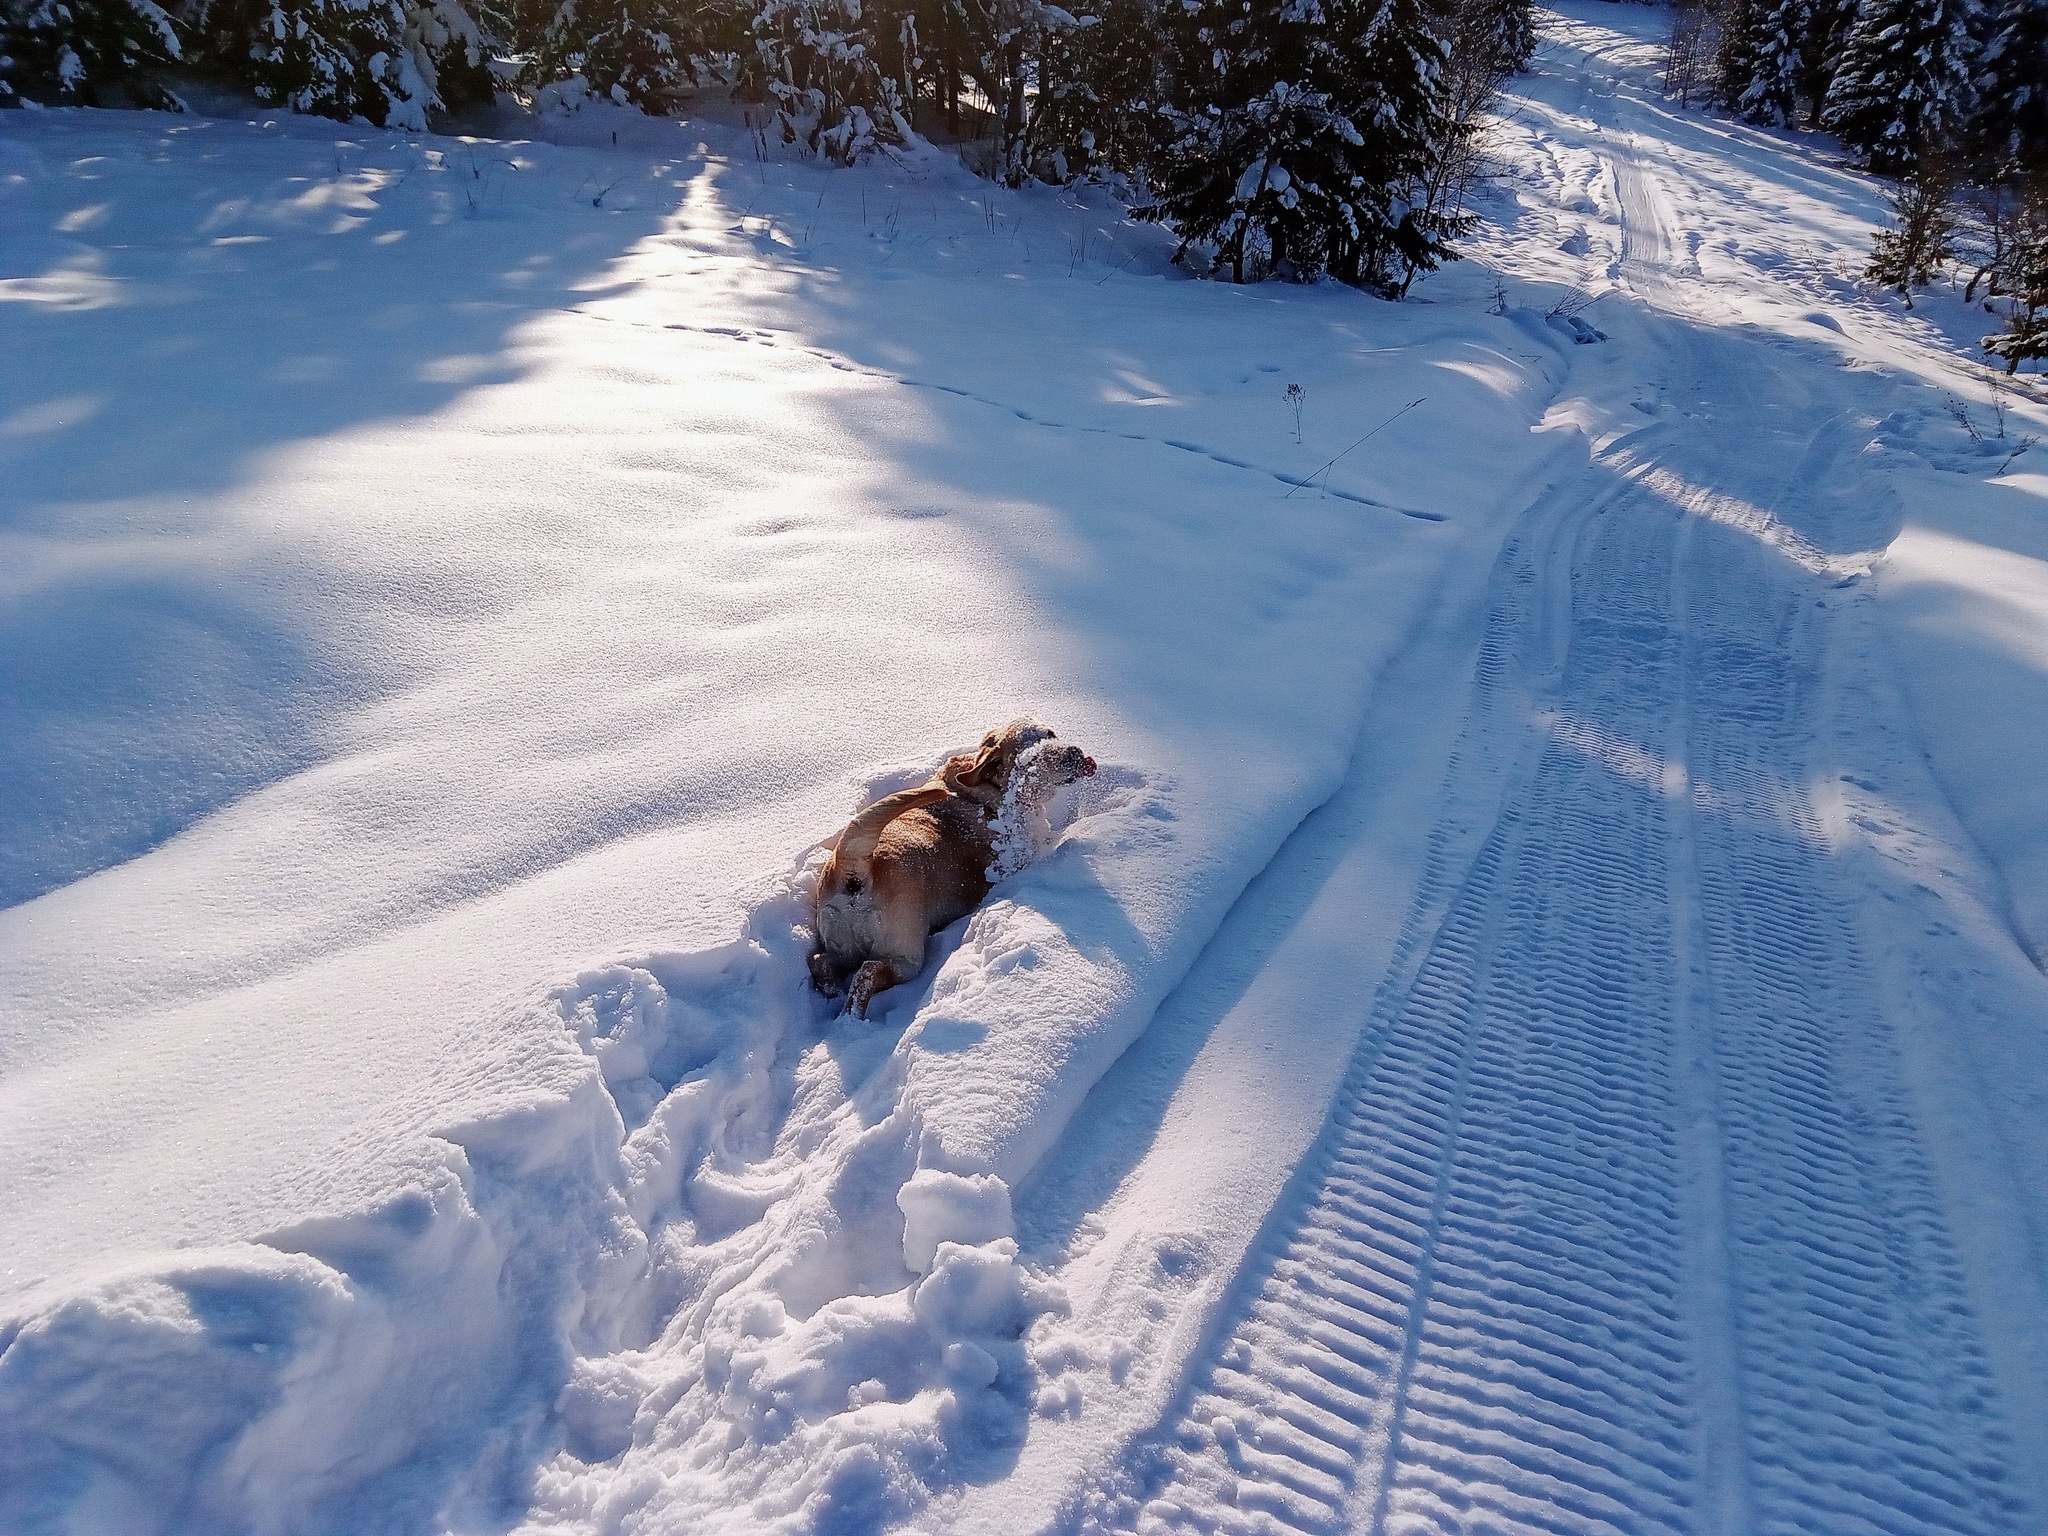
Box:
899, 1170, 1015, 1273
535, 73, 591, 115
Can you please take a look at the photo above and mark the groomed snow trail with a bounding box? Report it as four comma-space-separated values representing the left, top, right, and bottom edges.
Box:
1078, 15, 2045, 1536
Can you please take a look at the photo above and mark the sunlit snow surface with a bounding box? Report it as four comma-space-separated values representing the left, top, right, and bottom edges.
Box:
4, 4, 2048, 1534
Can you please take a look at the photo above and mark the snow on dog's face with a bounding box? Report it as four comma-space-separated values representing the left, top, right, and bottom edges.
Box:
970, 722, 1098, 882
941, 718, 1094, 809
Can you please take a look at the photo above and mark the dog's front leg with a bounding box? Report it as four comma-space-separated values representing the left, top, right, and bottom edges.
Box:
846, 959, 901, 1018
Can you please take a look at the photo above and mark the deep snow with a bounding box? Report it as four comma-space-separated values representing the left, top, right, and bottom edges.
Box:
4, 5, 2048, 1534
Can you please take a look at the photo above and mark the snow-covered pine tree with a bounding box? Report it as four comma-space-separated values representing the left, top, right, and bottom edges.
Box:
936, 0, 1062, 182
535, 0, 716, 110
903, 0, 962, 132
199, 0, 487, 126
1723, 0, 1806, 124
1019, 10, 1103, 181
1142, 0, 1451, 288
470, 0, 547, 55
411, 0, 491, 106
1075, 0, 1159, 173
740, 0, 908, 161
1821, 0, 1979, 173
1973, 0, 2048, 171
1712, 0, 1756, 106
1457, 0, 1532, 72
1016, 0, 1161, 183
1796, 0, 1854, 118
0, 0, 178, 105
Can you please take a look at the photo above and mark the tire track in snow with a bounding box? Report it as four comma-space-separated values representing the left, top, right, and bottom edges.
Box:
1111, 467, 1701, 1536
1670, 448, 2023, 1536
1606, 102, 2025, 1536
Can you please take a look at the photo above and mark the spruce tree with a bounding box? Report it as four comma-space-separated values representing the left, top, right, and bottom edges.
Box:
1017, 0, 1161, 182
740, 0, 908, 161
1019, 11, 1103, 181
1821, 0, 1979, 173
1798, 0, 1855, 119
197, 0, 488, 126
1141, 0, 1451, 288
472, 0, 549, 55
0, 0, 178, 105
536, 0, 714, 109
234, 0, 416, 123
938, 0, 1067, 182
1078, 0, 1161, 173
1403, 0, 1530, 287
1974, 0, 2048, 171
1866, 156, 1957, 301
1726, 0, 1806, 125
1475, 0, 1534, 70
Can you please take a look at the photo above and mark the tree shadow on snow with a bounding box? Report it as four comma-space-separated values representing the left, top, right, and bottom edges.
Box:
0, 108, 689, 906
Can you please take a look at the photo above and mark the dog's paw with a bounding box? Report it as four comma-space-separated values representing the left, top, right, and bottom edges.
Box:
808, 952, 846, 998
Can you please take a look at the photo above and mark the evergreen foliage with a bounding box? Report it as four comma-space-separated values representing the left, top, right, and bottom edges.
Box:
193, 0, 487, 126
1724, 0, 1806, 125
0, 0, 1543, 291
537, 0, 717, 111
1984, 173, 2048, 368
934, 0, 1068, 183
1795, 0, 1853, 118
737, 0, 907, 161
1071, 0, 1159, 172
1974, 0, 2048, 171
1820, 0, 1978, 173
1865, 158, 1956, 300
1007, 0, 1159, 183
1016, 10, 1107, 182
0, 0, 178, 105
1139, 0, 1453, 289
1402, 0, 1531, 288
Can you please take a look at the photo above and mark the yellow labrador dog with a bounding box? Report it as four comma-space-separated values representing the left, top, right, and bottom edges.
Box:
809, 720, 1095, 1016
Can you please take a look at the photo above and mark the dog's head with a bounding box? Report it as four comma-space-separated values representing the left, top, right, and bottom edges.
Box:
943, 719, 1095, 810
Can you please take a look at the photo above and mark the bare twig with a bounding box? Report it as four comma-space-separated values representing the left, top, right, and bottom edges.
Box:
1284, 397, 1428, 500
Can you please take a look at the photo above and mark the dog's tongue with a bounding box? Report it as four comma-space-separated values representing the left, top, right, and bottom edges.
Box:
1081, 756, 1097, 777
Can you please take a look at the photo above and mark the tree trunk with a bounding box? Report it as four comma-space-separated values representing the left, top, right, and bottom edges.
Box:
1003, 31, 1027, 179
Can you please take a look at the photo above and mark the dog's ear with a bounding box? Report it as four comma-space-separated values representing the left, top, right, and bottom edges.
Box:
948, 737, 1002, 789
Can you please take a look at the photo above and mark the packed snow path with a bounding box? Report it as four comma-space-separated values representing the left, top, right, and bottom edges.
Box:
1051, 18, 2048, 1536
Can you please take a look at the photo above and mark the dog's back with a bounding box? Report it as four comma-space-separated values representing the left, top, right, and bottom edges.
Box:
814, 798, 992, 969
